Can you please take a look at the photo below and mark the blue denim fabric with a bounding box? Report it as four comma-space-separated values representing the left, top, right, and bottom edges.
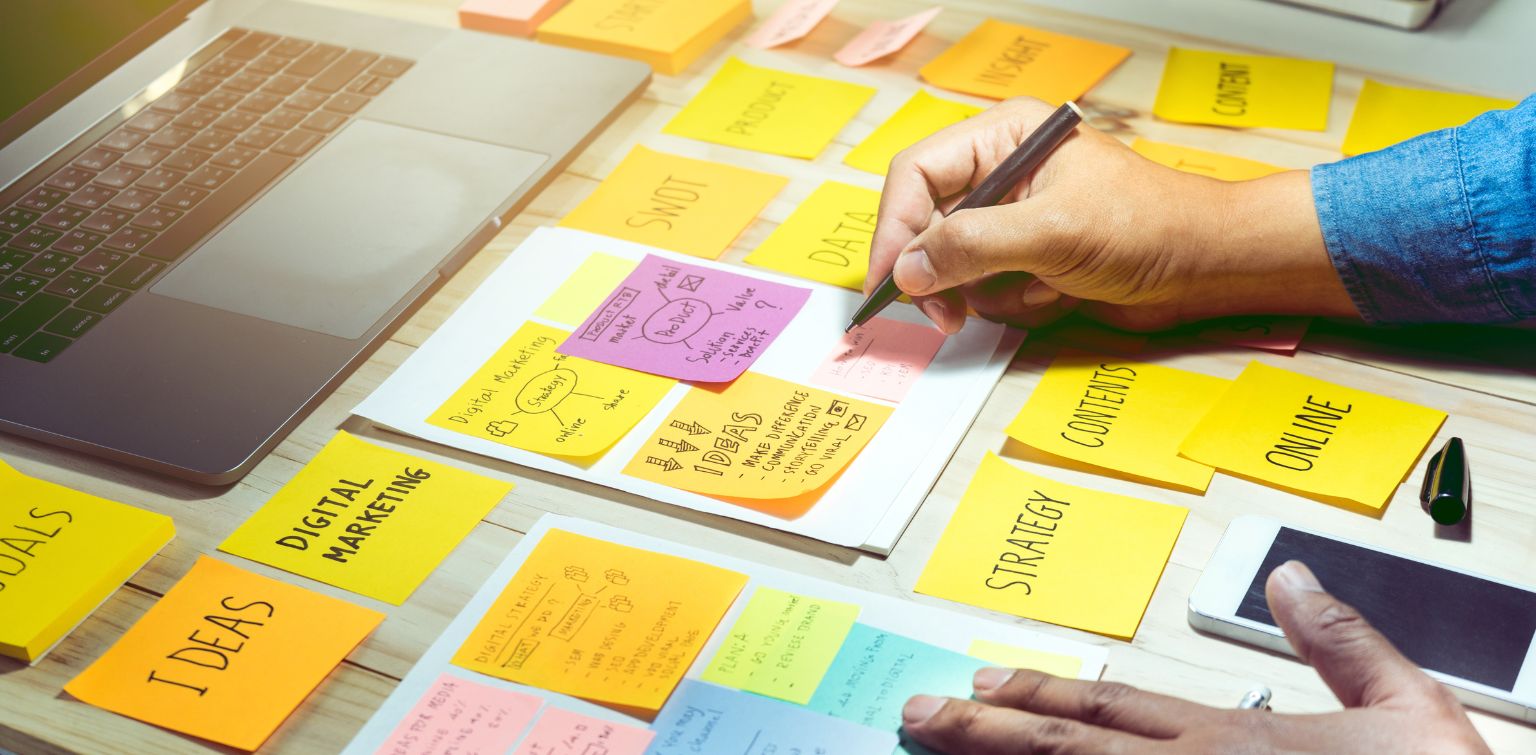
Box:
1311, 94, 1535, 324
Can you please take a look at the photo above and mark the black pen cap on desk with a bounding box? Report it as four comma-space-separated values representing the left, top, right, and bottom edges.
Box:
1420, 437, 1471, 525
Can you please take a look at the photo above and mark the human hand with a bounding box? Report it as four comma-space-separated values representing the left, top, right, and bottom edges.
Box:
899, 561, 1489, 754
865, 98, 1359, 334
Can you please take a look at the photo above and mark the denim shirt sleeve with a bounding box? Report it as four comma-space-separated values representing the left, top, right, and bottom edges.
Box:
1310, 94, 1535, 324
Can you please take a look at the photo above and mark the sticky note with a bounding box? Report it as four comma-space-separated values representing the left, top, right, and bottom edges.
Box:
649, 681, 898, 755
745, 0, 838, 49
967, 639, 1083, 679
744, 181, 881, 290
1130, 138, 1286, 181
1004, 352, 1226, 492
0, 460, 174, 663
812, 317, 946, 402
450, 529, 746, 711
64, 556, 383, 751
218, 432, 512, 605
835, 7, 943, 67
1342, 79, 1517, 156
558, 147, 787, 260
1153, 48, 1333, 131
1178, 362, 1447, 512
622, 373, 894, 505
844, 90, 983, 175
535, 0, 750, 75
512, 707, 653, 755
918, 19, 1129, 104
457, 0, 568, 37
701, 587, 860, 704
663, 58, 876, 159
379, 672, 544, 754
1198, 317, 1310, 355
533, 252, 638, 327
428, 321, 675, 460
915, 454, 1187, 639
806, 624, 986, 731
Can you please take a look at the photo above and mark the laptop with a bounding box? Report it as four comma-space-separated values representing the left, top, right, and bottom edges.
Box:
0, 0, 650, 484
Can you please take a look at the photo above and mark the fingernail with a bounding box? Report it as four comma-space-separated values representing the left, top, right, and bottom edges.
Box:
902, 695, 947, 725
1021, 280, 1060, 307
920, 299, 948, 329
1275, 561, 1322, 593
973, 667, 1015, 692
895, 249, 937, 292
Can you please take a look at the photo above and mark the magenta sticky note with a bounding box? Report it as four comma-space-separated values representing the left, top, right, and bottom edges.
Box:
1199, 317, 1310, 355
376, 672, 544, 755
745, 0, 840, 49
812, 317, 945, 402
558, 255, 811, 382
510, 707, 654, 755
834, 7, 943, 67
458, 0, 568, 37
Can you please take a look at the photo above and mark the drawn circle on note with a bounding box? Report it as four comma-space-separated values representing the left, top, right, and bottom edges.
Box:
644, 297, 713, 344
517, 368, 579, 413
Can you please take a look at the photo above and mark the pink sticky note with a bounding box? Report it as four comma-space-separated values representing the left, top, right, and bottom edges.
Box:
834, 7, 943, 67
376, 673, 544, 755
745, 0, 840, 49
458, 0, 568, 38
1199, 317, 1311, 355
511, 707, 654, 755
559, 255, 811, 382
812, 317, 945, 402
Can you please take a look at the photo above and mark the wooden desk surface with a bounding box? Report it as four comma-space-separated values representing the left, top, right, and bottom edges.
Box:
4, 1, 1534, 752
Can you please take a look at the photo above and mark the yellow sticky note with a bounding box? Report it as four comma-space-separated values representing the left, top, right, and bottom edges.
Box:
451, 528, 746, 711
744, 181, 881, 290
622, 373, 893, 509
1178, 362, 1447, 513
968, 639, 1084, 680
558, 146, 788, 260
915, 454, 1187, 639
1343, 80, 1517, 156
844, 90, 984, 175
701, 587, 860, 704
218, 432, 512, 605
663, 58, 876, 159
1005, 352, 1226, 493
1153, 48, 1333, 131
0, 460, 174, 663
534, 252, 638, 327
535, 0, 750, 75
1130, 138, 1286, 181
64, 556, 383, 751
429, 321, 675, 461
918, 19, 1129, 104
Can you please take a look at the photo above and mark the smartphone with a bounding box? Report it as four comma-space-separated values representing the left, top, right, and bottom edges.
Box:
1189, 516, 1536, 722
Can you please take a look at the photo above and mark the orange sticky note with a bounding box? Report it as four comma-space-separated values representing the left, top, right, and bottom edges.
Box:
458, 0, 568, 37
835, 7, 943, 67
65, 556, 383, 751
745, 0, 839, 49
919, 19, 1129, 103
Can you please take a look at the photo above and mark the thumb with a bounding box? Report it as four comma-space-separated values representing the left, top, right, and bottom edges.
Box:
892, 201, 1070, 297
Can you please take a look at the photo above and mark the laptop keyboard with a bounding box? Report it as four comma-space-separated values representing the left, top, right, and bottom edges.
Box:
0, 29, 412, 363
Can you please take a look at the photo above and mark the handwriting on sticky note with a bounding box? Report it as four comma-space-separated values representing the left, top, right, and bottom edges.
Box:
701, 587, 860, 704
745, 0, 839, 49
558, 147, 787, 260
812, 318, 945, 403
64, 556, 383, 751
806, 624, 986, 731
536, 0, 750, 75
1130, 138, 1286, 181
428, 321, 675, 460
919, 19, 1129, 103
968, 639, 1084, 680
450, 529, 746, 711
835, 6, 943, 66
843, 90, 982, 175
557, 255, 810, 383
1153, 48, 1333, 131
1343, 80, 1516, 156
1197, 316, 1310, 354
511, 707, 654, 755
534, 253, 638, 328
650, 681, 898, 755
1178, 362, 1447, 512
379, 672, 544, 755
915, 454, 1187, 639
745, 181, 881, 290
663, 58, 876, 159
219, 431, 512, 605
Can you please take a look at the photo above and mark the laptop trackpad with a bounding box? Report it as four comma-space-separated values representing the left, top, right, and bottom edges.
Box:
152, 120, 548, 339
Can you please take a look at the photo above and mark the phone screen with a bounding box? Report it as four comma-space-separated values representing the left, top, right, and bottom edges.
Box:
1237, 527, 1536, 691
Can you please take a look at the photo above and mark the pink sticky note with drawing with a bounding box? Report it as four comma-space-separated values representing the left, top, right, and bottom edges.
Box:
834, 6, 943, 66
1199, 317, 1311, 355
376, 672, 544, 755
812, 317, 946, 402
745, 0, 840, 49
511, 707, 654, 755
559, 255, 811, 382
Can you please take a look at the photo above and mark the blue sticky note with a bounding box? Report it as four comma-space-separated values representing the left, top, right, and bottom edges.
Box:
806, 624, 987, 733
646, 680, 897, 755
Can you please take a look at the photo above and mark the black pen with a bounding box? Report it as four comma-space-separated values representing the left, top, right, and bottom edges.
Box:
846, 100, 1085, 333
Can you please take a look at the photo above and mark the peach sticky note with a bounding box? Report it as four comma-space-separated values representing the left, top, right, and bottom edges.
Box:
451, 529, 746, 711
1342, 79, 1517, 156
218, 431, 513, 605
458, 0, 567, 37
701, 587, 860, 704
835, 6, 943, 67
536, 0, 750, 75
919, 19, 1129, 104
428, 321, 675, 461
533, 252, 639, 328
1131, 138, 1286, 181
744, 180, 881, 290
745, 0, 839, 49
968, 638, 1084, 680
558, 146, 787, 260
64, 556, 383, 751
1198, 317, 1311, 355
1153, 48, 1333, 131
379, 672, 544, 754
1179, 362, 1447, 513
1005, 351, 1227, 493
512, 707, 654, 755
812, 317, 946, 403
915, 454, 1187, 639
663, 58, 876, 159
844, 90, 983, 175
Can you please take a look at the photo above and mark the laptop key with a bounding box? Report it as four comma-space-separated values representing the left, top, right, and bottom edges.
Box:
160, 148, 211, 173
236, 92, 284, 115
14, 332, 72, 363
66, 185, 119, 211
369, 57, 413, 78
0, 208, 39, 233
17, 187, 68, 212
223, 30, 277, 60
102, 227, 155, 254
0, 250, 30, 275
109, 188, 160, 213
149, 92, 198, 114
183, 165, 233, 191
77, 284, 130, 314
0, 299, 13, 319
345, 75, 392, 97
96, 165, 146, 189
120, 145, 172, 169
245, 54, 289, 76
24, 252, 77, 277
201, 58, 244, 78
212, 111, 259, 133
173, 107, 220, 131
45, 270, 100, 298
136, 168, 185, 193
222, 72, 268, 93
80, 208, 134, 234
51, 229, 106, 255
74, 147, 123, 172
202, 90, 245, 112
262, 74, 305, 96
323, 93, 369, 115
0, 273, 48, 301
101, 128, 150, 152
298, 110, 345, 133
142, 152, 293, 262
46, 168, 97, 193
131, 206, 183, 231
284, 90, 328, 112
270, 37, 313, 58
146, 127, 197, 150
6, 227, 61, 253
236, 127, 283, 150
124, 109, 174, 133
209, 145, 259, 169
157, 186, 208, 211
260, 108, 305, 131
173, 74, 222, 97
36, 205, 89, 232
271, 129, 322, 157
286, 44, 344, 77
74, 250, 129, 275
187, 129, 235, 152
45, 308, 102, 338
106, 257, 164, 290
0, 294, 69, 353
308, 51, 378, 94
